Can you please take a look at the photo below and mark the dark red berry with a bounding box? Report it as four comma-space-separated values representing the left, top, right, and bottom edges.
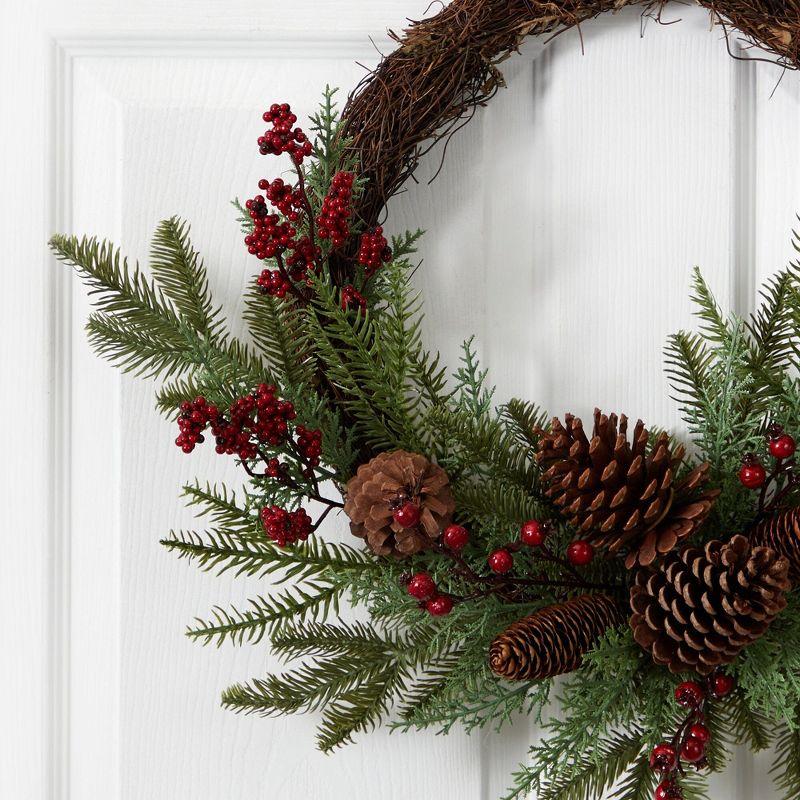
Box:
649, 743, 677, 773
655, 780, 683, 800
675, 681, 705, 708
442, 524, 469, 552
680, 737, 705, 763
426, 595, 454, 616
739, 457, 767, 489
407, 572, 437, 601
770, 433, 796, 459
566, 540, 595, 566
520, 520, 546, 547
488, 549, 514, 574
709, 672, 735, 698
688, 723, 710, 743
393, 501, 421, 528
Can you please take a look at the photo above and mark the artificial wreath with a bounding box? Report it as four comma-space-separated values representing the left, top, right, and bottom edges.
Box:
51, 1, 800, 798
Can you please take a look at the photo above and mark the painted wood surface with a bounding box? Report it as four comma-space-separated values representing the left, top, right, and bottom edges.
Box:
3, 0, 799, 797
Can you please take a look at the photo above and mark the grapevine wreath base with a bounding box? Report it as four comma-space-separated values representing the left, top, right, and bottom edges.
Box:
52, 1, 800, 798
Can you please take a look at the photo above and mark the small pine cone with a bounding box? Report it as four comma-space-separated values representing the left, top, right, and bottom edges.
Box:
630, 535, 790, 675
343, 450, 455, 557
488, 593, 625, 681
750, 508, 800, 583
536, 410, 719, 568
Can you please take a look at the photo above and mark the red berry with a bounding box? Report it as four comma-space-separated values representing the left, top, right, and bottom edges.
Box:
709, 672, 735, 698
488, 548, 514, 574
688, 723, 710, 743
675, 681, 705, 708
739, 460, 767, 489
407, 572, 437, 601
655, 780, 683, 800
566, 540, 595, 566
770, 433, 797, 459
680, 737, 705, 763
442, 524, 469, 552
520, 520, 546, 547
649, 743, 677, 773
426, 595, 454, 616
393, 501, 421, 528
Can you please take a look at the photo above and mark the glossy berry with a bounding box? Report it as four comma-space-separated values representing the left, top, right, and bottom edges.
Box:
407, 572, 437, 601
393, 501, 421, 528
488, 548, 514, 574
426, 595, 454, 616
520, 520, 546, 547
442, 524, 470, 552
738, 457, 767, 489
566, 540, 595, 566
649, 743, 677, 773
655, 780, 683, 800
680, 737, 705, 763
770, 433, 797, 460
709, 672, 735, 698
688, 723, 710, 743
675, 681, 705, 708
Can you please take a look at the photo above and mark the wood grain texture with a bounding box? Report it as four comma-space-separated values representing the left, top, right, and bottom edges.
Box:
3, 0, 798, 798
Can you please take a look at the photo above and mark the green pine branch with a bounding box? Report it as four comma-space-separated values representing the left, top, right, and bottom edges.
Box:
186, 582, 346, 646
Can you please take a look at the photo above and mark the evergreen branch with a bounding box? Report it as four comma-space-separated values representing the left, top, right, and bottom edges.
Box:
186, 582, 345, 646
690, 267, 730, 343
501, 398, 549, 450
772, 710, 800, 800
243, 283, 315, 389
149, 216, 223, 335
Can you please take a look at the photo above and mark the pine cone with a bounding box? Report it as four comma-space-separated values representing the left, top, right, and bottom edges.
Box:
750, 507, 800, 583
630, 535, 790, 675
343, 450, 455, 557
536, 410, 719, 568
488, 593, 625, 680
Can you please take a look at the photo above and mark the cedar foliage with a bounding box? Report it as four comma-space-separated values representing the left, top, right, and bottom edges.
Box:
51, 91, 800, 798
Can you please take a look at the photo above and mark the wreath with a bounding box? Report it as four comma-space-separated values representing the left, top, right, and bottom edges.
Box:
51, 1, 800, 798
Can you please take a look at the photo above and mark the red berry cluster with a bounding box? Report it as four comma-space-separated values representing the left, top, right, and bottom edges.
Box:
244, 197, 296, 260
259, 177, 305, 220
174, 386, 322, 472
648, 674, 735, 799
340, 284, 367, 314
316, 171, 354, 248
295, 425, 322, 469
176, 397, 220, 453
260, 505, 313, 547
258, 103, 312, 163
211, 384, 296, 460
357, 227, 392, 275
405, 572, 454, 617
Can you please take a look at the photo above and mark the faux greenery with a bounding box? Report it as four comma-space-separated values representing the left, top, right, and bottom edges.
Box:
51, 89, 800, 799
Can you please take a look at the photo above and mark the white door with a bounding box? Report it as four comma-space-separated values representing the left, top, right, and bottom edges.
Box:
3, 1, 798, 797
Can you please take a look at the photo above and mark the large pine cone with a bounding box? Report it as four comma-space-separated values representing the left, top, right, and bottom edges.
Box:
750, 507, 800, 583
489, 593, 625, 680
630, 535, 790, 674
343, 450, 455, 557
536, 410, 719, 568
